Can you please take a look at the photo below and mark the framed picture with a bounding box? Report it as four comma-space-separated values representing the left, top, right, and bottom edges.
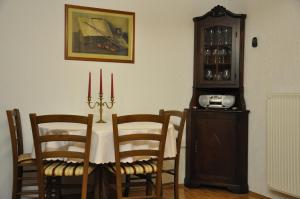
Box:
65, 4, 135, 63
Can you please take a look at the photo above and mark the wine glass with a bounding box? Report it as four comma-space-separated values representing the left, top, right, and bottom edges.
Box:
205, 69, 213, 80
216, 27, 223, 45
204, 49, 211, 64
223, 27, 231, 45
223, 69, 230, 80
212, 49, 218, 64
218, 48, 227, 63
208, 28, 214, 46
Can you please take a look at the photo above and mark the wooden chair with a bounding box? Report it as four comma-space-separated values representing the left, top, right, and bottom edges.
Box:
105, 113, 170, 199
29, 113, 97, 199
124, 110, 186, 199
6, 109, 38, 199
158, 109, 186, 199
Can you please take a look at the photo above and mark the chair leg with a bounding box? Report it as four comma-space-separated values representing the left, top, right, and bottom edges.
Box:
174, 158, 180, 199
94, 167, 100, 199
12, 175, 17, 199
46, 177, 58, 199
13, 167, 22, 199
124, 175, 130, 197
55, 177, 62, 199
99, 166, 105, 199
160, 178, 163, 197
46, 177, 52, 199
146, 174, 152, 196
174, 170, 179, 199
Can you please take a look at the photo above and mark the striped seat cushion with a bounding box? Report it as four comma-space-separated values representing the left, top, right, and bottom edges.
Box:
43, 161, 95, 176
107, 160, 157, 175
18, 153, 36, 165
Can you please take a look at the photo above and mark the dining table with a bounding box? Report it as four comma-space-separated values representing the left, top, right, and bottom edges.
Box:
31, 121, 177, 164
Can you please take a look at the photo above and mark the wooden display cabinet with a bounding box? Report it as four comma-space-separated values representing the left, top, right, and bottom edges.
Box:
185, 5, 249, 193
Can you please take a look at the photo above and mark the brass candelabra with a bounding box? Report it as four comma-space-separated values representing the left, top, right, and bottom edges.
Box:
87, 94, 115, 123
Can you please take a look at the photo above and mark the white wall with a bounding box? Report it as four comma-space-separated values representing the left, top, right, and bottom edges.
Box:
241, 0, 300, 198
0, 0, 299, 199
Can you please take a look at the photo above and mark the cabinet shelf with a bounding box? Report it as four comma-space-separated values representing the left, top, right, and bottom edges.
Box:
192, 107, 243, 112
204, 44, 232, 48
204, 63, 231, 66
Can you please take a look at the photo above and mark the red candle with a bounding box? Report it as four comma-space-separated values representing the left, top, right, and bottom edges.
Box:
88, 72, 91, 98
100, 69, 103, 95
111, 73, 114, 99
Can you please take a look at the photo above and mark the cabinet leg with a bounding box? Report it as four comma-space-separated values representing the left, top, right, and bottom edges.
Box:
227, 184, 249, 194
184, 178, 200, 188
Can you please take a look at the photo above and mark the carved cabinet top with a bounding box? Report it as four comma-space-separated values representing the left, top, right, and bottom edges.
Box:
194, 5, 246, 21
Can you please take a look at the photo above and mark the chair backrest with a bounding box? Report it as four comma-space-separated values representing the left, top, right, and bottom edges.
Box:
6, 109, 24, 165
159, 109, 186, 158
29, 113, 93, 199
112, 113, 170, 199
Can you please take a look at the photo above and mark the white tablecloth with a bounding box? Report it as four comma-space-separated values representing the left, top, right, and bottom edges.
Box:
32, 122, 177, 164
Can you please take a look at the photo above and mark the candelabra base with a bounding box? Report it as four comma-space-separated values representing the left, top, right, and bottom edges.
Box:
96, 119, 106, 123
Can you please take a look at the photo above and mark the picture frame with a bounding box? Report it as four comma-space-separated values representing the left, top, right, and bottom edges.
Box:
65, 4, 135, 63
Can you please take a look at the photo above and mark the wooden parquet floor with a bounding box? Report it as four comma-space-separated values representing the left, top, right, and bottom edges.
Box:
63, 185, 266, 199
161, 185, 264, 199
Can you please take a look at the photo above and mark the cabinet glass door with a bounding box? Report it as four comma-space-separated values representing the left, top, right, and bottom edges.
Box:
202, 26, 233, 83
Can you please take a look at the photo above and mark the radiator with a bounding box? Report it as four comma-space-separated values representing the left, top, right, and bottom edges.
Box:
267, 94, 300, 198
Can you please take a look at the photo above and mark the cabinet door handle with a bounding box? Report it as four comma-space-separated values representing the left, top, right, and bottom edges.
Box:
195, 141, 198, 153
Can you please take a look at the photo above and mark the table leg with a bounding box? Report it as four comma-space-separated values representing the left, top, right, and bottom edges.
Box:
97, 165, 104, 199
